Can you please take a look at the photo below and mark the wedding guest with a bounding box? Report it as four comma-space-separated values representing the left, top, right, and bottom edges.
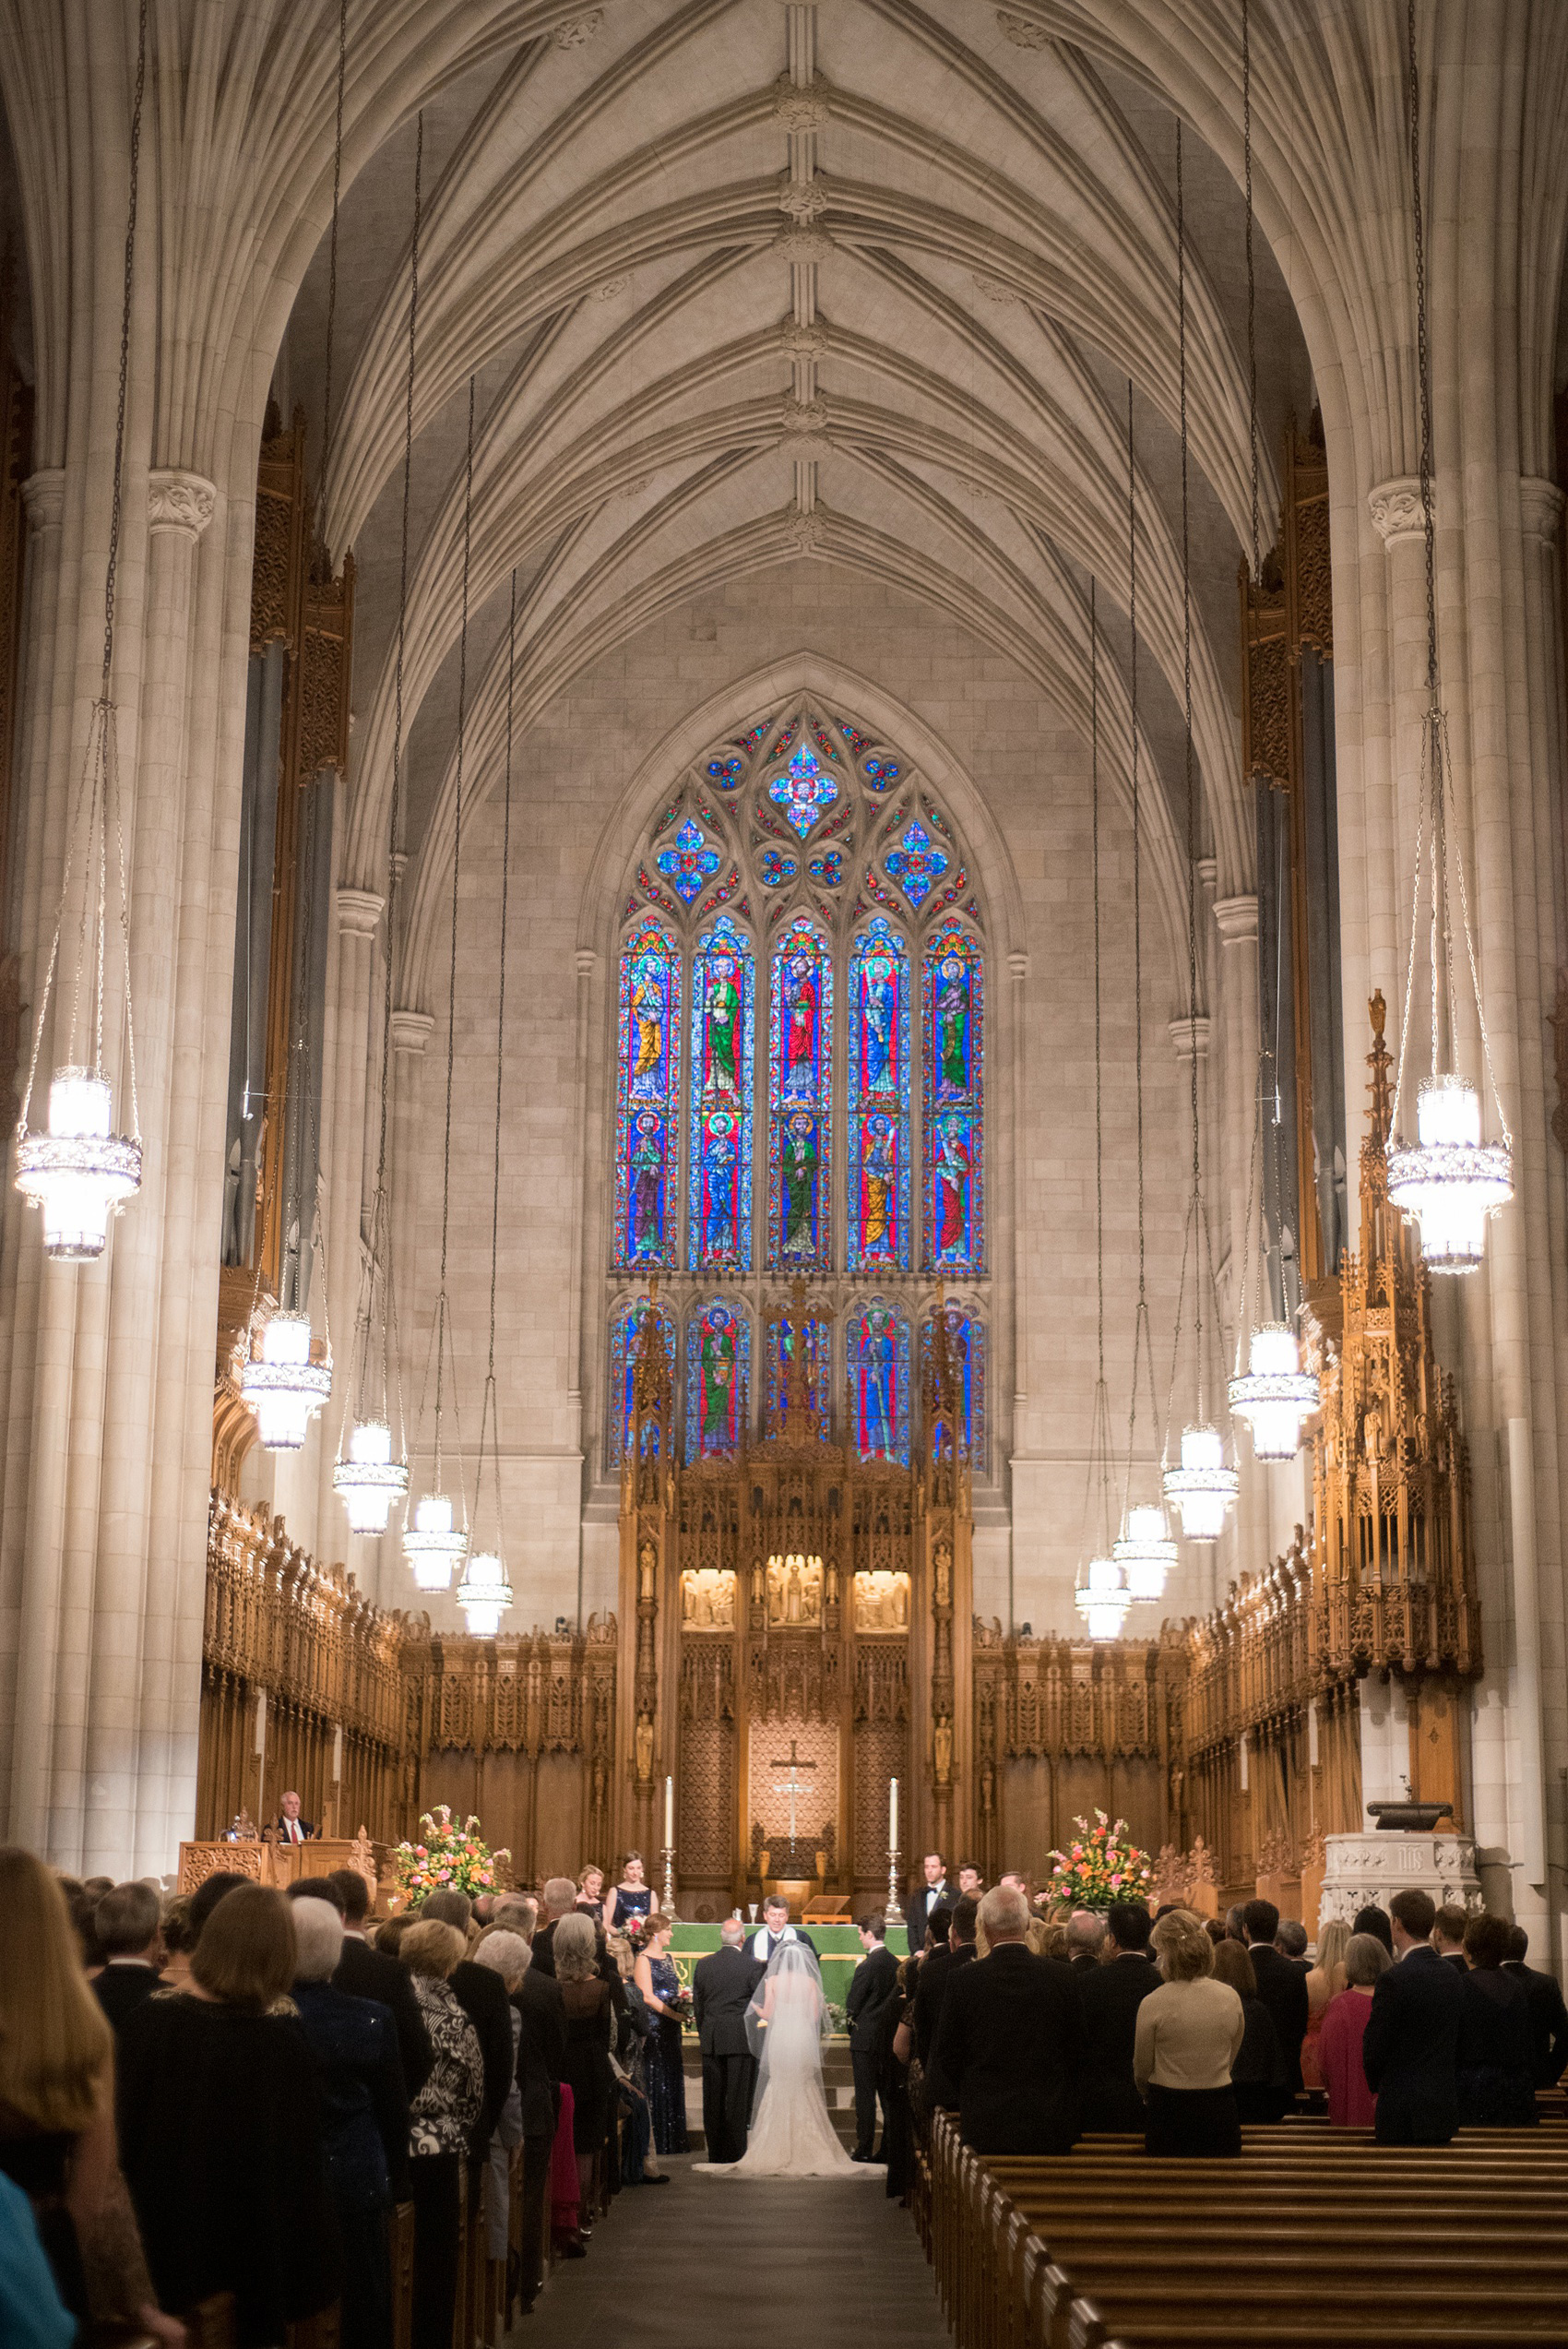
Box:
401, 1920, 483, 2349
1431, 1904, 1471, 1971
65, 1890, 107, 1973
0, 2170, 77, 2349
1353, 1902, 1395, 1955
291, 1896, 408, 2349
529, 1878, 580, 1973
1242, 1899, 1309, 2093
1077, 1901, 1160, 2132
1503, 1926, 1568, 2086
692, 1920, 763, 2164
374, 1914, 412, 1958
323, 1869, 434, 2098
608, 1933, 662, 2185
186, 1870, 250, 1940
511, 1923, 567, 2309
555, 1914, 616, 2231
905, 1854, 950, 1956
1038, 1922, 1070, 1964
955, 1863, 983, 1899
913, 1897, 976, 2093
1134, 1907, 1244, 2157
1456, 1913, 1536, 2127
605, 1853, 659, 1932
576, 1866, 608, 1921
1065, 1911, 1106, 1973
1360, 1888, 1465, 2144
118, 1881, 339, 2346
91, 1884, 164, 2038
420, 1890, 516, 2175
156, 1898, 198, 1993
635, 1914, 689, 2153
469, 1934, 529, 2261
273, 1791, 316, 1844
1275, 1919, 1310, 1967
930, 1885, 1083, 2155
493, 1893, 538, 1944
1317, 1932, 1389, 2126
1223, 1903, 1248, 1943
0, 1851, 179, 2344
847, 1917, 899, 2162
873, 1948, 916, 2203
1301, 1918, 1351, 2089
1211, 1939, 1289, 2122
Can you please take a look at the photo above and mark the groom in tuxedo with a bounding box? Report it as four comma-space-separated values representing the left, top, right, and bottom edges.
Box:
905, 1852, 950, 1955
746, 1894, 819, 1965
693, 1921, 765, 2163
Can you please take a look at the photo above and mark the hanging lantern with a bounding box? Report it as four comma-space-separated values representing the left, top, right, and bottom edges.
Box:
456, 1547, 512, 1637
1113, 1502, 1179, 1603
15, 1067, 141, 1259
1075, 1554, 1130, 1643
403, 1490, 466, 1592
1386, 1074, 1512, 1275
1163, 1424, 1239, 1544
333, 1418, 410, 1535
241, 1310, 332, 1452
1229, 1323, 1318, 1463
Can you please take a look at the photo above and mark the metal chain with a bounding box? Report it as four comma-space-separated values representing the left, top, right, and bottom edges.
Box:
1091, 578, 1103, 1391
1177, 118, 1205, 1430
1407, 0, 1437, 699
480, 568, 519, 1554
101, 0, 148, 698
1242, 0, 1260, 587
433, 375, 477, 1482
1123, 379, 1156, 1519
318, 0, 349, 516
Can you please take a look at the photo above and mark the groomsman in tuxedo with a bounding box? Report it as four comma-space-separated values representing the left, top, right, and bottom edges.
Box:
746, 1894, 818, 1964
846, 1917, 900, 2161
905, 1853, 949, 1955
693, 1921, 765, 2162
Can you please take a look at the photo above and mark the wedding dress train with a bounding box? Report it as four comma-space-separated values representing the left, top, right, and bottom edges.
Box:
695, 1941, 880, 2180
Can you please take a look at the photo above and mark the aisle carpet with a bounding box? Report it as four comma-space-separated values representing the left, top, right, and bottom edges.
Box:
515, 2155, 952, 2344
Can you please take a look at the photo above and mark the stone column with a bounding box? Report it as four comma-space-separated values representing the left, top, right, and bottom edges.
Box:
1211, 893, 1265, 1586
313, 888, 386, 1570
384, 1008, 433, 1609
566, 949, 596, 1419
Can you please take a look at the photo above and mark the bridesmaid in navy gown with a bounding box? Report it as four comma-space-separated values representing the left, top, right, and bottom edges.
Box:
605, 1852, 658, 1933
634, 1915, 689, 2153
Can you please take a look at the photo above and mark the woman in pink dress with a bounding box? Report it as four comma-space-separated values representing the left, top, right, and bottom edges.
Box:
1316, 1932, 1391, 2126
1301, 1918, 1351, 2089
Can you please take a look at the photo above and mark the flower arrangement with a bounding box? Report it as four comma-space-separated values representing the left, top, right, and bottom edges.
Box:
1040, 1810, 1154, 1913
393, 1806, 510, 1903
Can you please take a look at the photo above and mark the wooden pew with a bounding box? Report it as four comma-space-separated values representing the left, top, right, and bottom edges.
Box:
389, 2200, 414, 2349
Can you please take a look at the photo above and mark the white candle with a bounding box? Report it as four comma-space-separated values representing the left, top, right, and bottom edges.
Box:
889, 1775, 898, 1852
664, 1772, 673, 1849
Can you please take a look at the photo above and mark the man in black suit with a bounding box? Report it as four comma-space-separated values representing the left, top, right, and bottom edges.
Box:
1503, 1925, 1568, 2086
422, 1890, 517, 2178
1077, 1900, 1160, 2132
846, 1916, 900, 2161
745, 1895, 818, 1966
692, 1921, 764, 2164
91, 1883, 164, 2036
274, 1790, 316, 1843
315, 1869, 434, 2098
1065, 1911, 1106, 1973
931, 1884, 1083, 2154
916, 1898, 975, 2107
1362, 1887, 1466, 2144
905, 1853, 949, 1956
1432, 1905, 1471, 1972
511, 1940, 565, 2311
1243, 1897, 1310, 2093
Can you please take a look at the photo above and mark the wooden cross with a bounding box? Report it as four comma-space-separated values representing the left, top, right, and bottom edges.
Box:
769, 1737, 817, 1842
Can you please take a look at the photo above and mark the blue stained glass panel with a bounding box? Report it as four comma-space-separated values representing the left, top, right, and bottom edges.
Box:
848, 1299, 910, 1465
767, 916, 832, 1270
685, 1299, 749, 1461
807, 849, 844, 888
768, 739, 838, 840
921, 1306, 986, 1470
688, 913, 754, 1270
848, 919, 909, 1272
606, 1299, 675, 1469
766, 1308, 831, 1435
655, 817, 721, 905
615, 916, 680, 1270
884, 818, 949, 908
759, 848, 799, 889
922, 921, 984, 1272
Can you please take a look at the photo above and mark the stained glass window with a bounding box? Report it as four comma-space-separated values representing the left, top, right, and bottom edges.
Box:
848, 918, 909, 1272
689, 913, 754, 1271
767, 915, 832, 1270
849, 1298, 910, 1465
923, 919, 983, 1273
885, 817, 949, 908
615, 914, 680, 1270
685, 1299, 749, 1461
765, 1306, 831, 1435
606, 1297, 676, 1468
921, 1305, 986, 1469
768, 739, 838, 839
655, 817, 721, 905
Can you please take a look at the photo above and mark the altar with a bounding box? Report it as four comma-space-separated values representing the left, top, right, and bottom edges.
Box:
669, 1918, 909, 2017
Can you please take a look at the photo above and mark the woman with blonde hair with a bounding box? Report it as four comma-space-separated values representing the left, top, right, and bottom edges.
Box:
1134, 1907, 1245, 2157
1301, 1917, 1351, 2089
555, 1914, 616, 2229
402, 1919, 483, 2349
117, 1881, 339, 2347
1317, 1931, 1390, 2126
0, 1850, 178, 2343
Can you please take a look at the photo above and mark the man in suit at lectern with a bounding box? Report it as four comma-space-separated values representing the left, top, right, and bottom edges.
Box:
693, 1922, 765, 2162
274, 1791, 316, 1843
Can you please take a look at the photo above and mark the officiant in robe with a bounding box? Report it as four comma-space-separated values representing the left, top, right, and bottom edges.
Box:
693, 1926, 765, 2163
746, 1902, 819, 1966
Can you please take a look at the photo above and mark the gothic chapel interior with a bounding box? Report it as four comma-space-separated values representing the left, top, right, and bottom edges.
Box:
1, 0, 1567, 1985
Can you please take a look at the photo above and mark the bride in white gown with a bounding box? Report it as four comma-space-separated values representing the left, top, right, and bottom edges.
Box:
695, 1939, 881, 2179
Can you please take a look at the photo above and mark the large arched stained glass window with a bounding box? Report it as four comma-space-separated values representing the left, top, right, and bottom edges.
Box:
689, 913, 754, 1270
849, 1298, 910, 1465
615, 914, 680, 1270
765, 1302, 831, 1436
768, 914, 832, 1271
606, 1297, 676, 1468
848, 918, 910, 1271
923, 918, 983, 1273
685, 1299, 749, 1461
921, 1303, 986, 1470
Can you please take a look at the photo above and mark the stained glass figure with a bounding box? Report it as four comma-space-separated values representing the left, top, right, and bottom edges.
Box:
685, 1299, 749, 1461
767, 916, 832, 1270
923, 921, 983, 1272
884, 817, 949, 907
848, 919, 909, 1271
759, 848, 799, 889
766, 1306, 830, 1435
689, 914, 754, 1270
655, 817, 721, 905
606, 1297, 675, 1468
849, 1299, 910, 1465
921, 1306, 986, 1468
768, 738, 838, 840
615, 916, 679, 1269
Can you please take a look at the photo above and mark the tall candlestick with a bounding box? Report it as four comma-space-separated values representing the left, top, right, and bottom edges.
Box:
889, 1774, 898, 1851
664, 1772, 673, 1848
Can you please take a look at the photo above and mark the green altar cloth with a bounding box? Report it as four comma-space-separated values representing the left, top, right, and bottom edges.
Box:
669, 1919, 908, 2016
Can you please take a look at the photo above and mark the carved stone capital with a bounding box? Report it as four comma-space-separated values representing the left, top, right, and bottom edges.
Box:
773, 73, 830, 132
1519, 474, 1565, 546
1367, 474, 1428, 548
997, 10, 1051, 47
781, 507, 826, 556
1007, 948, 1028, 980
1169, 1014, 1211, 1062
778, 322, 828, 359
148, 468, 217, 539
779, 394, 828, 435
1196, 854, 1218, 896
1212, 892, 1259, 947
778, 173, 829, 223
390, 1008, 434, 1056
576, 948, 598, 980
336, 888, 384, 939
775, 225, 834, 265
22, 469, 65, 532
553, 10, 602, 46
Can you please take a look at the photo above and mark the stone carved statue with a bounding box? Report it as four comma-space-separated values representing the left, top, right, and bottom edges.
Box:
933, 1717, 953, 1783
638, 1542, 657, 1600
852, 1568, 910, 1630
766, 1553, 823, 1627
680, 1568, 736, 1628
934, 1544, 952, 1608
635, 1713, 654, 1781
